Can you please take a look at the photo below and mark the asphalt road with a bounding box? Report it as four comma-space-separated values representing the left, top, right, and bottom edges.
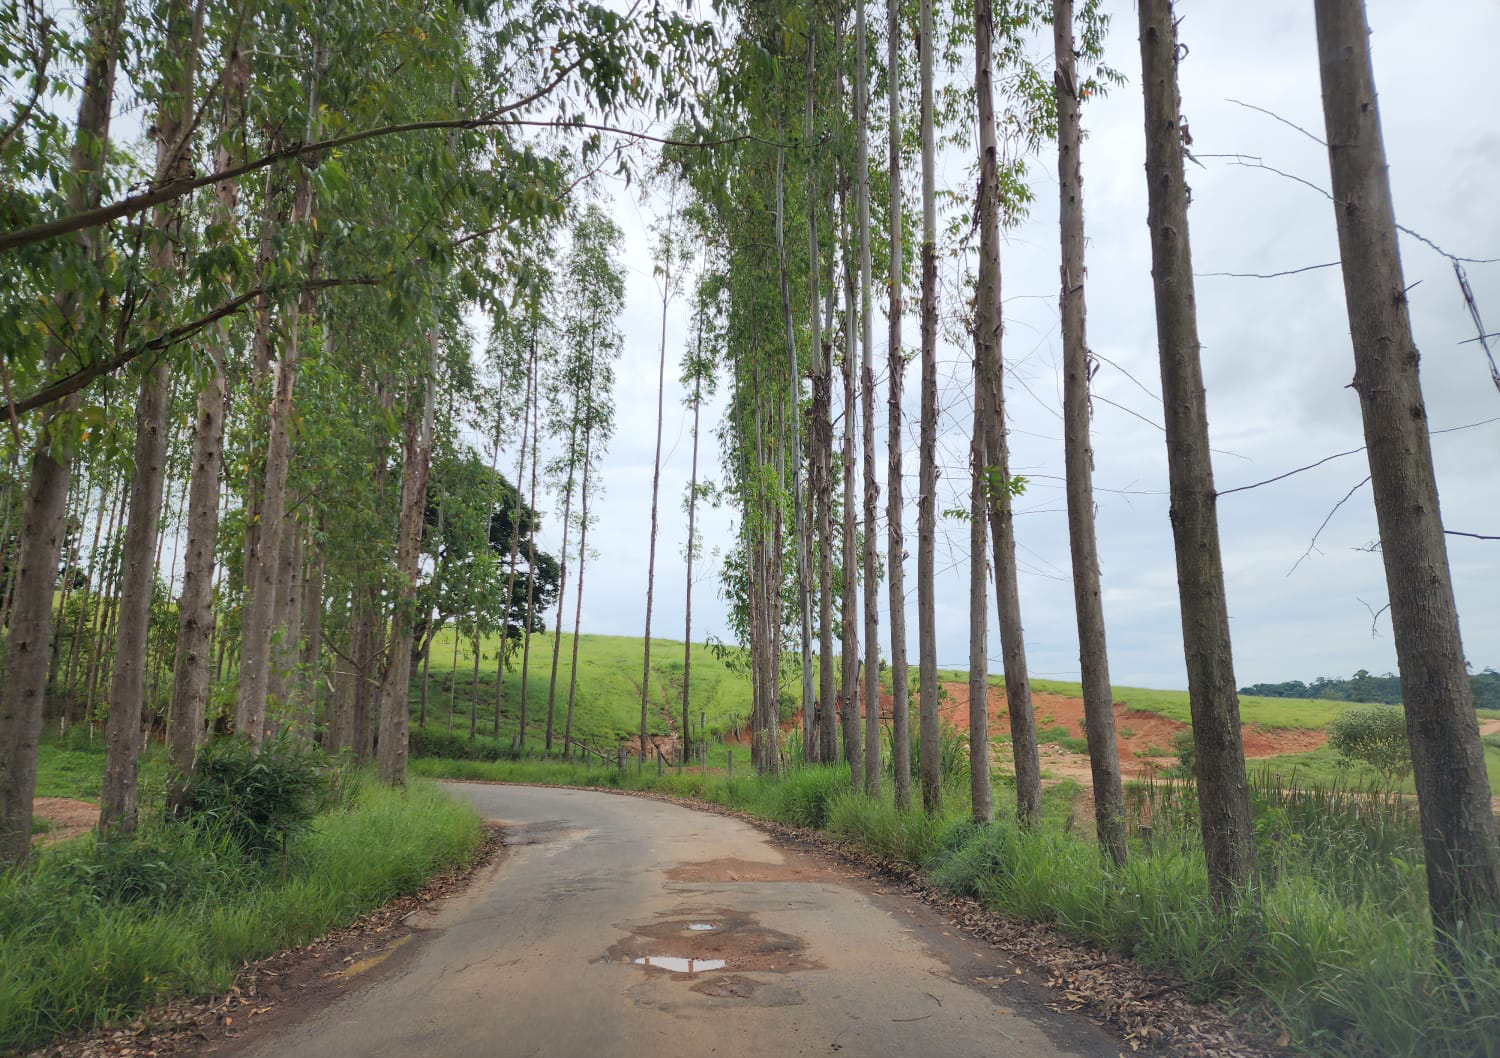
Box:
231, 783, 1123, 1058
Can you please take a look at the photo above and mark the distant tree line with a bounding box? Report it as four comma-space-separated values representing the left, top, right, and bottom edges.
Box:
1241, 669, 1500, 711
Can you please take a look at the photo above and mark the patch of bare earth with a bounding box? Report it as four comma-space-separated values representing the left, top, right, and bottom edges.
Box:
25, 824, 506, 1058
937, 683, 1326, 786
32, 798, 99, 846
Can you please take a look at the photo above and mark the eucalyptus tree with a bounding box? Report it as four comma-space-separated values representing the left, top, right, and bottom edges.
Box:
680, 276, 722, 763
1053, 0, 1126, 865
0, 0, 124, 865
853, 0, 881, 798
562, 306, 620, 755
546, 204, 624, 754
915, 0, 941, 813
884, 0, 910, 808
1137, 0, 1256, 903
100, 0, 208, 835
641, 200, 684, 759
1313, 0, 1500, 938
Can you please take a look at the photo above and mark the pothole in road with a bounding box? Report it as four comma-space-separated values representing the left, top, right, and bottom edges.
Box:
606, 910, 820, 979
665, 857, 824, 883
632, 956, 727, 973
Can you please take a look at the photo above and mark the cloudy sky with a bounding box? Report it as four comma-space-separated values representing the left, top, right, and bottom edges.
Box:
523, 0, 1500, 691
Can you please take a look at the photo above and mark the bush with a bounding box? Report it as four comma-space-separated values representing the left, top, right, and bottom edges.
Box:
1328, 706, 1410, 780
172, 735, 329, 857
408, 726, 513, 762
1171, 729, 1196, 777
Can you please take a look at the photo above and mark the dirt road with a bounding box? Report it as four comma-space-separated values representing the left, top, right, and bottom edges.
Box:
224, 784, 1121, 1058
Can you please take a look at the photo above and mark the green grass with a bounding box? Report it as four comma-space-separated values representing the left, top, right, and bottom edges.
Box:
1259, 740, 1500, 794
34, 732, 172, 803
410, 630, 757, 752
417, 754, 1500, 1058
1, 752, 480, 1053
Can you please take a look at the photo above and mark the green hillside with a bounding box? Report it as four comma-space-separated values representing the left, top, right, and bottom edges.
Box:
410, 630, 755, 751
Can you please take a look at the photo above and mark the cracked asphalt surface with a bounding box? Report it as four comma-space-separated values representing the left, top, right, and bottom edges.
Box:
227, 784, 1123, 1058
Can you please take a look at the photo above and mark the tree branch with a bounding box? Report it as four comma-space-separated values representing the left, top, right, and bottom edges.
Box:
12, 277, 377, 415
1287, 475, 1370, 577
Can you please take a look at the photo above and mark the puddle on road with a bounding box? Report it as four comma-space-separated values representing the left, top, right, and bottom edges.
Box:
607, 909, 820, 980
632, 956, 727, 973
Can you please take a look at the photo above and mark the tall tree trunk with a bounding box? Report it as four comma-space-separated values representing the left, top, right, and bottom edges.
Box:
297, 533, 324, 736
1054, 0, 1126, 866
966, 0, 1038, 828
916, 0, 941, 813
497, 335, 536, 736
682, 326, 704, 764
168, 344, 226, 779
968, 364, 992, 824
1313, 0, 1500, 938
518, 357, 542, 748
776, 144, 814, 767
235, 59, 324, 747
806, 27, 836, 767
1137, 0, 1256, 903
543, 407, 578, 754
640, 252, 672, 760
563, 428, 594, 757
886, 0, 911, 809
838, 76, 862, 785
974, 0, 1041, 828
0, 0, 123, 865
856, 0, 881, 798
376, 326, 439, 785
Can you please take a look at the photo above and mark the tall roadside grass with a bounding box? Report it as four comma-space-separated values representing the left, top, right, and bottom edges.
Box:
0, 771, 479, 1053
418, 752, 1500, 1058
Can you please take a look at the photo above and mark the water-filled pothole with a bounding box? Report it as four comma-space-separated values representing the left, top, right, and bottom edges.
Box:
607, 909, 818, 977
631, 956, 727, 974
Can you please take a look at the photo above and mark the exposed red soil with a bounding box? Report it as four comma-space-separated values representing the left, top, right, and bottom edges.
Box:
727, 681, 1328, 786
937, 682, 1324, 782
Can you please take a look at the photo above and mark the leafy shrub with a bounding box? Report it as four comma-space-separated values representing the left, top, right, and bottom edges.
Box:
1328, 706, 1410, 780
172, 735, 329, 857
1172, 729, 1196, 777
408, 726, 512, 762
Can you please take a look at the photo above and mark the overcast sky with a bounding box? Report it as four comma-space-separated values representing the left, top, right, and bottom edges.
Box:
518, 0, 1500, 691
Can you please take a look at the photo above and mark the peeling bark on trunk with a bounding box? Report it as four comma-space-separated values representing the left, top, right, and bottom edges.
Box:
0, 0, 123, 865
1054, 0, 1126, 866
1137, 0, 1256, 903
1313, 0, 1500, 938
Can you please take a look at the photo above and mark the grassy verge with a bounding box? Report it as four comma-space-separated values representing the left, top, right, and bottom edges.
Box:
416, 753, 1499, 1058
1259, 740, 1500, 792
1, 754, 480, 1053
